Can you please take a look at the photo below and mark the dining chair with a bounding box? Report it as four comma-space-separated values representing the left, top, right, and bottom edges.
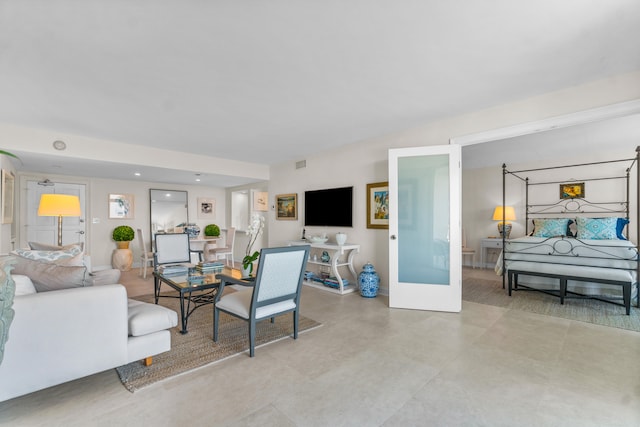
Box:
205, 227, 236, 266
137, 228, 155, 278
213, 244, 311, 357
462, 228, 476, 268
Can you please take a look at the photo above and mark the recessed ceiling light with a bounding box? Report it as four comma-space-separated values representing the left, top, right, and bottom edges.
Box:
195, 178, 201, 182
53, 140, 66, 150
134, 172, 141, 176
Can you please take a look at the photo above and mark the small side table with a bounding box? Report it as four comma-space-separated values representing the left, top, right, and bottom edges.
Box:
480, 238, 503, 269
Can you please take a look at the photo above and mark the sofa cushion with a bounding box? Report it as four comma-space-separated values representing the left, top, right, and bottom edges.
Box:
89, 269, 121, 286
127, 299, 178, 336
13, 275, 36, 296
7, 255, 91, 292
13, 245, 84, 267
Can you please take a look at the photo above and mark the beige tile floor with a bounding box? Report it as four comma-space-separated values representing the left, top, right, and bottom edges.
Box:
1, 267, 640, 426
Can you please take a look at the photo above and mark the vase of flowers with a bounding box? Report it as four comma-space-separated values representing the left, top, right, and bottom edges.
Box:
242, 214, 265, 277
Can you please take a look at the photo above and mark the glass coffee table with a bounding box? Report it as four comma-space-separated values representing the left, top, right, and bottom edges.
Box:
153, 266, 238, 334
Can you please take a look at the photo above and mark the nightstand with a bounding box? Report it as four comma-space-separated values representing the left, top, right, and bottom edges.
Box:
480, 238, 503, 269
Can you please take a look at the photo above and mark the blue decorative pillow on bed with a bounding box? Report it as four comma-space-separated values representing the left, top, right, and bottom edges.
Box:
576, 217, 618, 240
532, 218, 571, 237
616, 218, 629, 240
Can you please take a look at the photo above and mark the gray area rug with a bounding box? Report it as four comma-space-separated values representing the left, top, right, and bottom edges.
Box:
463, 276, 640, 332
116, 294, 322, 392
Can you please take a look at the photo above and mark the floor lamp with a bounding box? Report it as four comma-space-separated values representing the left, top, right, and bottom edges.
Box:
37, 194, 81, 246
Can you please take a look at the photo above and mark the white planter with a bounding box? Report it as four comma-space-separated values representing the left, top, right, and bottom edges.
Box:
335, 233, 347, 245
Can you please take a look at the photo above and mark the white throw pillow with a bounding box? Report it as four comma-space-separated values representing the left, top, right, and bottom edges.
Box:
12, 275, 37, 296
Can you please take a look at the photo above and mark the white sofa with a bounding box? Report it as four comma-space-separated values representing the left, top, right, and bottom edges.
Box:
0, 274, 178, 402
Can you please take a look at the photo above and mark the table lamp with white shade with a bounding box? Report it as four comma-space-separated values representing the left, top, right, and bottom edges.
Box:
37, 194, 81, 246
492, 205, 516, 239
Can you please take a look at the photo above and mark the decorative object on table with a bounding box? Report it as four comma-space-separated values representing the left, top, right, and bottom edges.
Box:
181, 223, 200, 239
112, 225, 135, 249
323, 277, 349, 289
37, 193, 81, 245
492, 205, 516, 239
321, 250, 330, 263
204, 224, 220, 237
242, 213, 265, 276
195, 261, 224, 274
366, 181, 389, 229
275, 193, 297, 220
252, 190, 269, 212
0, 257, 16, 366
335, 232, 347, 245
301, 228, 307, 240
309, 235, 328, 244
108, 193, 134, 219
197, 197, 215, 219
559, 182, 585, 199
1, 170, 15, 225
358, 262, 380, 298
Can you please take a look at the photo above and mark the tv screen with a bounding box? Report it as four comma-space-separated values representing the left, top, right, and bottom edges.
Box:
304, 186, 353, 227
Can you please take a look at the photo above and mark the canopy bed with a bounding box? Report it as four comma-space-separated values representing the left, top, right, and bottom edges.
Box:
497, 147, 639, 314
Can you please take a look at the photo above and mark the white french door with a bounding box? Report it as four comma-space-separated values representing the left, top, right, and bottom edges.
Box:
388, 144, 461, 312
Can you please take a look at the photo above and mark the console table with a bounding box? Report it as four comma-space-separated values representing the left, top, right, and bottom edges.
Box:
289, 241, 360, 295
480, 238, 503, 269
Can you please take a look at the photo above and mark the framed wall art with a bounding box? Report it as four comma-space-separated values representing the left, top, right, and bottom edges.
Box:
108, 193, 134, 219
276, 193, 297, 220
252, 191, 268, 212
197, 197, 216, 219
366, 181, 389, 229
560, 182, 584, 199
1, 170, 14, 224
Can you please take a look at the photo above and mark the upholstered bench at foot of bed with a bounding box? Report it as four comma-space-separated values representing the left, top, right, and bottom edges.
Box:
507, 262, 638, 315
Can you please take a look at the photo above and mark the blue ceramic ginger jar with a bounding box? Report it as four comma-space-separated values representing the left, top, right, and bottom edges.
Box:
358, 262, 379, 298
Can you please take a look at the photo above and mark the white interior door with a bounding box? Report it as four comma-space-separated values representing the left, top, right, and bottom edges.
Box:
388, 144, 461, 312
25, 181, 86, 246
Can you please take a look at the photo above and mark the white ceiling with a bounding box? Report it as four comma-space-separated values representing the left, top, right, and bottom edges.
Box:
1, 1, 639, 185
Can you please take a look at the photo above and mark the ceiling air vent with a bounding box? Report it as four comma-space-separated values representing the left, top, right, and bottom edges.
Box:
295, 160, 306, 169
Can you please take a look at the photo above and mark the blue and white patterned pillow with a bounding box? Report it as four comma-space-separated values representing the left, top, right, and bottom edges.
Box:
13, 244, 84, 266
532, 218, 571, 237
576, 217, 618, 240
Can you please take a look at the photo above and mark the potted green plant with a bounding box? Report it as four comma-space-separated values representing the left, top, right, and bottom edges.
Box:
112, 225, 135, 249
204, 224, 220, 237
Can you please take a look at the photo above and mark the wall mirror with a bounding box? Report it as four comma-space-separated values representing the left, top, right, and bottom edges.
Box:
149, 189, 189, 243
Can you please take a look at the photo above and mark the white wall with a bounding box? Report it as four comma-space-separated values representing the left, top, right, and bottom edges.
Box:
267, 71, 640, 294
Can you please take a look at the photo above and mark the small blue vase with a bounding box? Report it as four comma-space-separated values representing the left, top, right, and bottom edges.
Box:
358, 262, 379, 298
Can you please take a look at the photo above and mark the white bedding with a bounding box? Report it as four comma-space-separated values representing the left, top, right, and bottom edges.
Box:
495, 236, 638, 296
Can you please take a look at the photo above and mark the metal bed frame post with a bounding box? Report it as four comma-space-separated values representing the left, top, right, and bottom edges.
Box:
502, 163, 506, 289
627, 146, 640, 294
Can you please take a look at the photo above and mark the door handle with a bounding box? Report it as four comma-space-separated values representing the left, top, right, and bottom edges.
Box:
77, 231, 85, 235
390, 235, 397, 240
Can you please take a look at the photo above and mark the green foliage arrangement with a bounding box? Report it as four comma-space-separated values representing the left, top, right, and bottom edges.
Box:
112, 225, 135, 242
204, 224, 220, 237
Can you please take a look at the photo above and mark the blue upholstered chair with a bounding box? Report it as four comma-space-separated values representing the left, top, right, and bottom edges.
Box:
213, 245, 310, 357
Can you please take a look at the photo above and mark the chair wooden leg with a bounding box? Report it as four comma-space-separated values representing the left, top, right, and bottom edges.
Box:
143, 357, 152, 366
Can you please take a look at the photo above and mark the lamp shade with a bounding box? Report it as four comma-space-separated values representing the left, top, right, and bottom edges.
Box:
492, 205, 516, 222
38, 194, 81, 217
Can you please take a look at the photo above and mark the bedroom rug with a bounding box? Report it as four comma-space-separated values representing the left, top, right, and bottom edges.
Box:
463, 276, 640, 332
116, 294, 322, 392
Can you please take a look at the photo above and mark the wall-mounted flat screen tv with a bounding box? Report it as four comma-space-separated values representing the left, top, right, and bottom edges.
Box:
304, 186, 353, 227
